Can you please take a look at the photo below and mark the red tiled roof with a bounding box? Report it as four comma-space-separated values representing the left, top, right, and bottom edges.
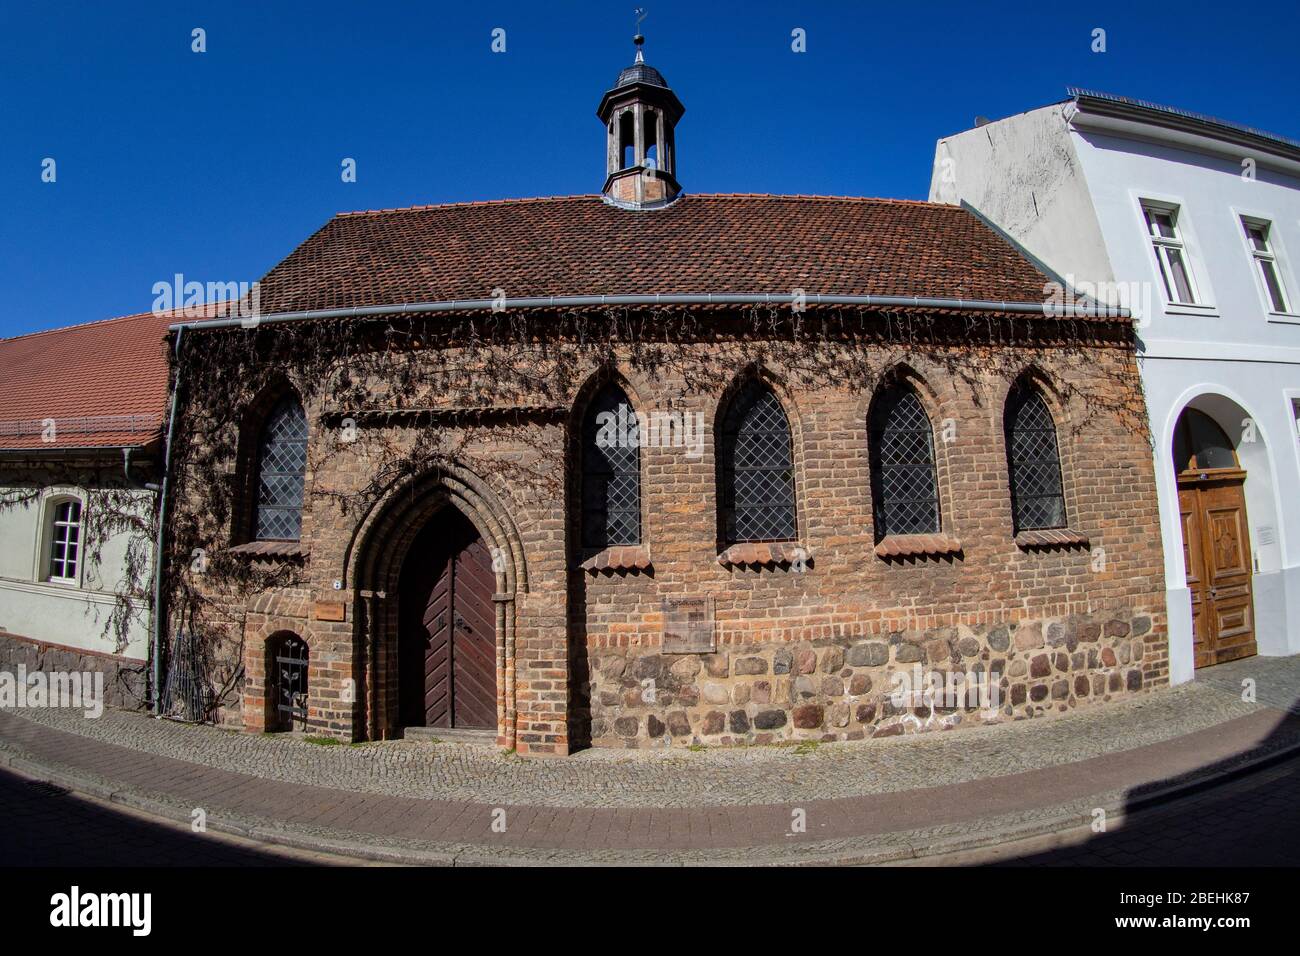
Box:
0, 310, 174, 452
248, 194, 1056, 315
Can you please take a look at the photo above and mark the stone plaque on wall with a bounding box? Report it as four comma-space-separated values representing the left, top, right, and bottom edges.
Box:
662, 597, 715, 654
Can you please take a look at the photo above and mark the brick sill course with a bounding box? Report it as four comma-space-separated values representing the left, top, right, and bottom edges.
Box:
226, 540, 305, 559
1015, 529, 1090, 550
580, 545, 652, 573
873, 533, 963, 559
717, 541, 806, 568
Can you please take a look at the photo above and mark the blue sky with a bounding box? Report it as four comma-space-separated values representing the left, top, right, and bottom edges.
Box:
2, 0, 1297, 337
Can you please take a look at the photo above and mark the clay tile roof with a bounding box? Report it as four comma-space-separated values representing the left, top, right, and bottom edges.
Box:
247, 194, 1056, 316
0, 310, 176, 453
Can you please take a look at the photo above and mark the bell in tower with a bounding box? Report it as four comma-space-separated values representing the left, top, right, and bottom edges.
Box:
597, 29, 684, 209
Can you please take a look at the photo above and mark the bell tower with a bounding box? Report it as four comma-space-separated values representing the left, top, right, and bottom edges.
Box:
597, 29, 684, 209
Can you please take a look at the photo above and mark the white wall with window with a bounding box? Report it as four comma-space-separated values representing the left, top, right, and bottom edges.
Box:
930, 93, 1300, 682
42, 496, 84, 584
1241, 217, 1292, 314
0, 478, 151, 658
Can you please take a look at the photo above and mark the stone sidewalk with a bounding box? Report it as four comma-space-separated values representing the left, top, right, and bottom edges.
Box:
1, 655, 1297, 864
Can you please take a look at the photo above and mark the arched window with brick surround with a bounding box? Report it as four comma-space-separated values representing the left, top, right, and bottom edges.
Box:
868, 383, 940, 539
254, 395, 308, 542
719, 380, 797, 543
581, 383, 642, 549
1005, 383, 1067, 532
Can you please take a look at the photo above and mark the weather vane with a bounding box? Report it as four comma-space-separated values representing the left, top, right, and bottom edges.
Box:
633, 7, 647, 61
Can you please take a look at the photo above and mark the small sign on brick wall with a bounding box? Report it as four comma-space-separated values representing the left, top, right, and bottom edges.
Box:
662, 596, 715, 654
314, 600, 346, 622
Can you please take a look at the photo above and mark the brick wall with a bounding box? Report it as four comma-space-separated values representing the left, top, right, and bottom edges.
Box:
169, 317, 1168, 753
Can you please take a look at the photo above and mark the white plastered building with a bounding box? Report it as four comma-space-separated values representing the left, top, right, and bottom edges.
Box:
931, 89, 1300, 682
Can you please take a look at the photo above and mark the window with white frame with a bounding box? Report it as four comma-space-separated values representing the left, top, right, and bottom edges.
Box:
1242, 217, 1290, 313
47, 499, 83, 583
1142, 202, 1199, 305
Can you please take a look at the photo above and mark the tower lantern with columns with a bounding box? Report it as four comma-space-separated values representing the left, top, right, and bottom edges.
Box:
597, 31, 684, 208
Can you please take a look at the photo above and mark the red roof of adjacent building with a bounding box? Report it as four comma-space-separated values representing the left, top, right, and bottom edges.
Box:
250, 193, 1055, 315
0, 310, 174, 452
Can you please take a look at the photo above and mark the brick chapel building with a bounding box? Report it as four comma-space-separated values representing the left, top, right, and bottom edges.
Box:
165, 36, 1170, 754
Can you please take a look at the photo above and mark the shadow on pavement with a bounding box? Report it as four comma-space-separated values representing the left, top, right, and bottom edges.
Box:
0, 767, 320, 867
985, 655, 1300, 866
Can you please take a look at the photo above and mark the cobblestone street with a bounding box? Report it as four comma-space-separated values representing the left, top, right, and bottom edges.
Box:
5, 751, 1295, 868
1, 655, 1297, 865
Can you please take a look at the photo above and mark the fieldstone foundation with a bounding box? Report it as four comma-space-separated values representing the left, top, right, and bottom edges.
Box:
589, 610, 1165, 748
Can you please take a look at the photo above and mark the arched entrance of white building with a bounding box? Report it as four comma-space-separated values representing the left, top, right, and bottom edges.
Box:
1173, 407, 1258, 667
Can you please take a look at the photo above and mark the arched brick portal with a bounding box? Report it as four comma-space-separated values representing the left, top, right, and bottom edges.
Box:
347, 466, 528, 749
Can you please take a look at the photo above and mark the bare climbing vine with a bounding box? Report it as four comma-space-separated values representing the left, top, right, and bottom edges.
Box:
9, 305, 1147, 721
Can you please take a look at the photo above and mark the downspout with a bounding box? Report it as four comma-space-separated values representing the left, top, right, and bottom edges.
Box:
150, 325, 185, 712
122, 446, 160, 491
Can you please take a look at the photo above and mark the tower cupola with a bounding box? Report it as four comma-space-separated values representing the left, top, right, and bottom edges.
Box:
596, 29, 684, 209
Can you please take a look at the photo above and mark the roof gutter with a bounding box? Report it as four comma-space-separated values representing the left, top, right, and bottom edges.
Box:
0, 443, 153, 460
168, 292, 1129, 331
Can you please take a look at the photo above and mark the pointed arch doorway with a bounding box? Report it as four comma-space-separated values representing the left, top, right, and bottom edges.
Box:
1174, 407, 1257, 668
398, 509, 498, 733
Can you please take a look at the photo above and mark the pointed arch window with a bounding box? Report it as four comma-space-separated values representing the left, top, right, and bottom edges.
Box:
869, 385, 940, 538
1005, 385, 1067, 532
720, 381, 796, 543
581, 384, 642, 549
255, 396, 308, 541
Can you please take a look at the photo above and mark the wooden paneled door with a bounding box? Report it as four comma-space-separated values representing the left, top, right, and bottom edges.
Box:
1178, 476, 1257, 668
398, 510, 497, 730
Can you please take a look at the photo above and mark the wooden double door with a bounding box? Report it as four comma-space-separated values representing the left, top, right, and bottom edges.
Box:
1178, 475, 1257, 668
398, 510, 497, 730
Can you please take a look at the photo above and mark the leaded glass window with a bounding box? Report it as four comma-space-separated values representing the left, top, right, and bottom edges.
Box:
869, 386, 940, 538
255, 396, 307, 541
1006, 386, 1067, 532
720, 381, 796, 543
581, 384, 641, 549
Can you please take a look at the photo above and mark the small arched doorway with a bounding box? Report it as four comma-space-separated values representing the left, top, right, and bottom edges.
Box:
397, 508, 498, 734
268, 631, 309, 732
1173, 408, 1257, 667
